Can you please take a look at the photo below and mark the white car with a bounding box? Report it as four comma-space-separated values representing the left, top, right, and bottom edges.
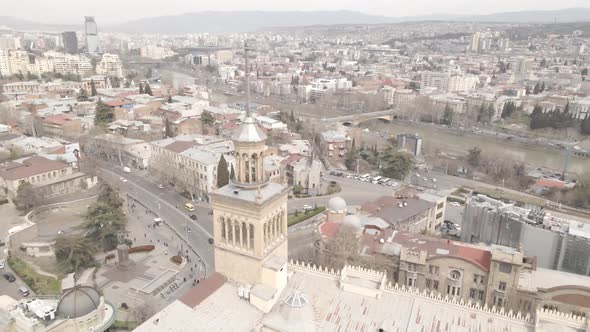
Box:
432, 178, 437, 182
302, 205, 313, 211
0, 260, 4, 269
120, 177, 128, 182
157, 184, 164, 189
450, 202, 461, 207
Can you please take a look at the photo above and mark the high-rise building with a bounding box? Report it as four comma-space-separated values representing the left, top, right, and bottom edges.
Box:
84, 16, 100, 54
62, 31, 78, 54
469, 32, 480, 52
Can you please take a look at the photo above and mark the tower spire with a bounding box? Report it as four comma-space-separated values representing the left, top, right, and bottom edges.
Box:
245, 41, 252, 118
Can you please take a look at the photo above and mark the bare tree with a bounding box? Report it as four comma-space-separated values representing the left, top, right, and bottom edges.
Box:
131, 301, 156, 325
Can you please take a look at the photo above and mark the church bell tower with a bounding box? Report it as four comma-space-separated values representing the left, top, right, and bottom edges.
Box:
209, 43, 289, 311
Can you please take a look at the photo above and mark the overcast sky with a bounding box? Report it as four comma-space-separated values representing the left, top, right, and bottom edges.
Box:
4, 0, 590, 24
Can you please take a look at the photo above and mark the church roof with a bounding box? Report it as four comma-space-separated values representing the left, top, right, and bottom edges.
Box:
231, 117, 267, 143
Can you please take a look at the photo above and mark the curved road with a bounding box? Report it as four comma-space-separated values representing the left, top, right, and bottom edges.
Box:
95, 162, 215, 276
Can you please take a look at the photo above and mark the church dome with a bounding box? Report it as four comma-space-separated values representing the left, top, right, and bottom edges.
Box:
232, 117, 267, 143
327, 197, 347, 213
342, 215, 362, 229
56, 286, 101, 318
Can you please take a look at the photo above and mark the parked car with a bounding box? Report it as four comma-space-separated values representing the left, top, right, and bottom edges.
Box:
302, 205, 313, 211
3, 272, 16, 282
119, 177, 128, 182
0, 259, 4, 269
123, 167, 131, 173
18, 287, 30, 297
157, 184, 164, 189
449, 202, 461, 207
189, 214, 198, 220
208, 238, 214, 245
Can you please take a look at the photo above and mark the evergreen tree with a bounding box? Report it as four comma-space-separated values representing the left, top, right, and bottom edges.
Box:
540, 58, 547, 68
144, 83, 153, 96
443, 104, 454, 125
216, 155, 230, 188
533, 82, 541, 94
139, 83, 144, 94
230, 164, 236, 180
167, 96, 173, 103
289, 110, 295, 122
540, 82, 546, 93
581, 115, 590, 136
90, 79, 98, 96
165, 118, 174, 138
94, 100, 113, 126
582, 68, 589, 76
525, 85, 531, 95
529, 105, 544, 129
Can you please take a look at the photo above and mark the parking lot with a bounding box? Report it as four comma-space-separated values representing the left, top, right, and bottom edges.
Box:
329, 171, 401, 188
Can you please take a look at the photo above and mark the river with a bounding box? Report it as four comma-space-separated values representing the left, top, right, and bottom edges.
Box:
364, 120, 589, 175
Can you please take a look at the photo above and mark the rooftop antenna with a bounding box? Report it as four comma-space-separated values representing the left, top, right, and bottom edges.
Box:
244, 40, 253, 118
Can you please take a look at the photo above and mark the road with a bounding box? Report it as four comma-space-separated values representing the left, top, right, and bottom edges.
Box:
95, 162, 215, 276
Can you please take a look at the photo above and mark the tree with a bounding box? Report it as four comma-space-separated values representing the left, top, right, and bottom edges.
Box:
82, 183, 126, 251
533, 82, 541, 94
139, 83, 144, 94
345, 138, 358, 170
78, 88, 89, 102
380, 148, 415, 180
540, 82, 546, 93
581, 115, 590, 136
467, 147, 482, 168
501, 101, 516, 119
582, 68, 589, 76
165, 118, 174, 138
146, 68, 153, 78
201, 110, 215, 126
90, 79, 98, 96
292, 184, 303, 195
167, 96, 173, 103
54, 234, 97, 273
144, 83, 153, 96
289, 110, 295, 123
442, 104, 454, 125
13, 182, 41, 211
322, 225, 361, 269
94, 100, 113, 126
230, 164, 236, 180
216, 155, 230, 188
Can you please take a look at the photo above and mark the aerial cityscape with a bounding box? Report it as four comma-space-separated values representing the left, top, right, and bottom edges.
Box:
1, 1, 590, 331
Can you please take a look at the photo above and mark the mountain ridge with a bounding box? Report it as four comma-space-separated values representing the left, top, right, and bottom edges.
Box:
1, 8, 589, 34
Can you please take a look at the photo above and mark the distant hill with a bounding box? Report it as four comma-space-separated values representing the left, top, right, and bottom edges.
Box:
110, 10, 394, 34
1, 8, 590, 34
0, 16, 78, 32
463, 7, 590, 23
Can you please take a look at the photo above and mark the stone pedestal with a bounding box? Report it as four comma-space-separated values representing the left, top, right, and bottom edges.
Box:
117, 244, 131, 270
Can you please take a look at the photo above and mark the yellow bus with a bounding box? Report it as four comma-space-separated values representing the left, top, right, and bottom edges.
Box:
184, 203, 194, 212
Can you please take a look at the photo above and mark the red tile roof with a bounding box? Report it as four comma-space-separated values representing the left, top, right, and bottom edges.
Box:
43, 114, 75, 126
535, 178, 565, 189
368, 230, 492, 271
178, 273, 226, 308
0, 156, 68, 180
164, 140, 197, 153
281, 153, 305, 166
319, 221, 340, 239
106, 99, 129, 107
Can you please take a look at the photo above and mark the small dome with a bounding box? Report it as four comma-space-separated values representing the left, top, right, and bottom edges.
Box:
232, 117, 267, 143
285, 292, 308, 308
327, 197, 347, 213
342, 215, 362, 229
56, 286, 100, 318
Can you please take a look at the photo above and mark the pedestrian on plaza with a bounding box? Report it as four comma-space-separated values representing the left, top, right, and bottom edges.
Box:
144, 233, 146, 237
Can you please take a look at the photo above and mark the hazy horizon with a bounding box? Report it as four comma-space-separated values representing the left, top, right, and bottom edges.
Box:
2, 1, 590, 25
